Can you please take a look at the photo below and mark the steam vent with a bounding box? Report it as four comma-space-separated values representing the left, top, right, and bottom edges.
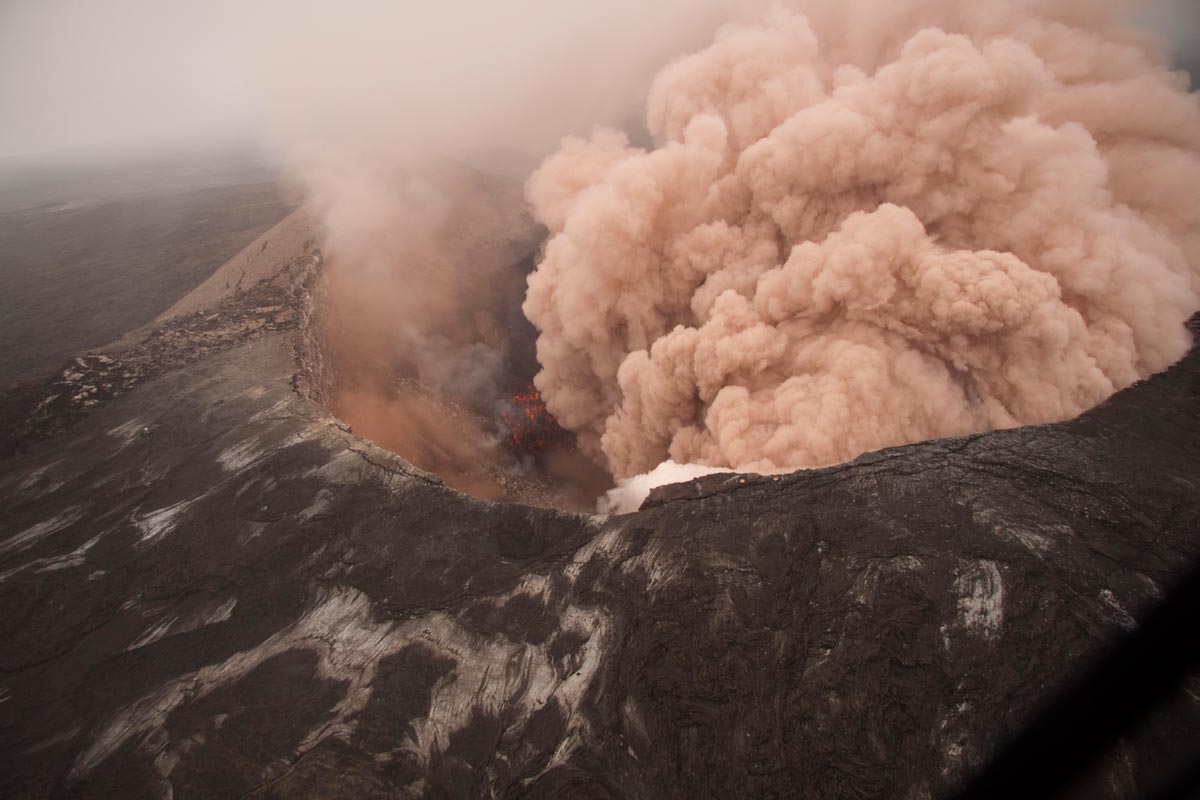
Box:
0, 205, 1197, 797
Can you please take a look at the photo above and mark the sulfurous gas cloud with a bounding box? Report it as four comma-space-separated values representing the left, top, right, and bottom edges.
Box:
524, 0, 1200, 499
209, 0, 745, 505
212, 0, 740, 505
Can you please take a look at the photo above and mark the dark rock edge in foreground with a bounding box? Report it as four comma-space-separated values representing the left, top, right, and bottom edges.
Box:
1, 248, 1198, 799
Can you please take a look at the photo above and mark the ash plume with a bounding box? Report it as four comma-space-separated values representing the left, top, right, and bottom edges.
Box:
524, 0, 1200, 488
297, 151, 534, 403
222, 0, 737, 499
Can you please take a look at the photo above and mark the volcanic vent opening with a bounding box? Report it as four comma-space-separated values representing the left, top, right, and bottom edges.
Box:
297, 1, 1200, 514
305, 163, 612, 512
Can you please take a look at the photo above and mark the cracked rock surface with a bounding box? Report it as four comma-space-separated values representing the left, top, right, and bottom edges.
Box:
1, 246, 1199, 798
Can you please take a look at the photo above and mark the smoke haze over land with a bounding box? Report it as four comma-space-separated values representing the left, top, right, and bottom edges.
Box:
0, 0, 1193, 161
525, 0, 1200, 495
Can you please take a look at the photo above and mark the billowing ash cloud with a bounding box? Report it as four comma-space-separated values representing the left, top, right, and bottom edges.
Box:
524, 0, 1200, 486
226, 0, 738, 499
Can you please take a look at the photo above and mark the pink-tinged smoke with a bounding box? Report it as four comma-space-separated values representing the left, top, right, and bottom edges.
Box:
524, 0, 1200, 489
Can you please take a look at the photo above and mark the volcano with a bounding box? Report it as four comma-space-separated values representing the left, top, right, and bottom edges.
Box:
1, 208, 1198, 798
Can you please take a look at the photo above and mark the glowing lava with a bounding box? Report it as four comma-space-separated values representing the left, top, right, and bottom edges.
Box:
499, 385, 564, 452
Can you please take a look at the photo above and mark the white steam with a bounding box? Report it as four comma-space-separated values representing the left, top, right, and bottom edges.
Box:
599, 460, 733, 515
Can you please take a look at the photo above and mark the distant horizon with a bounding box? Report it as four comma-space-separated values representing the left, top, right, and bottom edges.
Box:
0, 125, 267, 169
1, 0, 1196, 164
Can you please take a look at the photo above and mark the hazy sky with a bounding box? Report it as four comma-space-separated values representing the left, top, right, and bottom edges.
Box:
0, 0, 1197, 161
1138, 0, 1200, 54
0, 1, 254, 157
0, 0, 739, 163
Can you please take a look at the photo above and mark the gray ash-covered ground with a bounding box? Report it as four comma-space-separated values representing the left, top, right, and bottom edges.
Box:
0, 151, 295, 386
0, 205, 1198, 798
0, 246, 318, 460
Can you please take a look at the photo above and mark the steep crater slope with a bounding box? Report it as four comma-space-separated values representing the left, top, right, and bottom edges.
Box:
292, 165, 613, 512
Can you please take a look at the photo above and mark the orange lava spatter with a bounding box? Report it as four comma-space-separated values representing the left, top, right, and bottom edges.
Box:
500, 385, 564, 452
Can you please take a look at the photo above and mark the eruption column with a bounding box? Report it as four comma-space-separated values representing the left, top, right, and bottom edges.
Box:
523, 0, 1200, 493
